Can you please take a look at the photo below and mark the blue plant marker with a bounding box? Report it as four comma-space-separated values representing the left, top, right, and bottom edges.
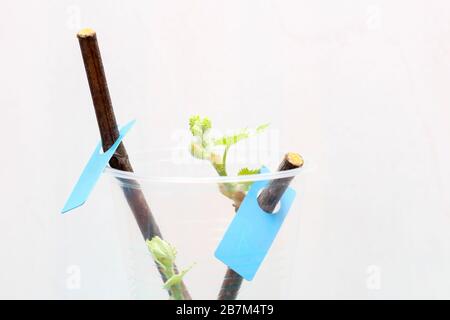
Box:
215, 167, 296, 281
61, 120, 136, 213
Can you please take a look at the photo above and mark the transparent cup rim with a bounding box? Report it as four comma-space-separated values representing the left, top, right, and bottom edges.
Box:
101, 147, 312, 184
103, 165, 306, 184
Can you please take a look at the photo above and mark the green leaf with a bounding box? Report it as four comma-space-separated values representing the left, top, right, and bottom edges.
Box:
256, 123, 270, 133
213, 130, 249, 147
213, 122, 269, 147
238, 167, 261, 176
236, 167, 261, 192
163, 265, 193, 290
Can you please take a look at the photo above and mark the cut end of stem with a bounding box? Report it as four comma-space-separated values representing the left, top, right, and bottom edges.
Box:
77, 28, 96, 38
285, 152, 304, 168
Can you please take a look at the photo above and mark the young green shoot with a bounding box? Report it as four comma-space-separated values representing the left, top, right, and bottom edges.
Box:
189, 115, 269, 207
146, 236, 193, 300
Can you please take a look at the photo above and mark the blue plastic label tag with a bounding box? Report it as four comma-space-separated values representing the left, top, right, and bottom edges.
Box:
214, 167, 296, 281
61, 120, 135, 213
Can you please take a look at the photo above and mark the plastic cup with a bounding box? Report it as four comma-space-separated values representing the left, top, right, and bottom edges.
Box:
59, 147, 308, 299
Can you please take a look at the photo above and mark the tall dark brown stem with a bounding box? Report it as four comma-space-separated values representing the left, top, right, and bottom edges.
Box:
217, 152, 303, 300
76, 28, 191, 300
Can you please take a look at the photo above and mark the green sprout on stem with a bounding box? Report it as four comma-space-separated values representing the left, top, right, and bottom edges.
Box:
189, 115, 269, 207
146, 236, 192, 300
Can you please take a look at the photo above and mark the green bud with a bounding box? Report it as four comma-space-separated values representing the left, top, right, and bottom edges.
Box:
146, 236, 177, 271
189, 115, 211, 137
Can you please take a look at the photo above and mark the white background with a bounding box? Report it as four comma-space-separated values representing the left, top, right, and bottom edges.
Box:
2, 0, 450, 299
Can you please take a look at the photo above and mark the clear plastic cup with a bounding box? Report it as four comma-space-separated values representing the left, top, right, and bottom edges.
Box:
59, 147, 308, 300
